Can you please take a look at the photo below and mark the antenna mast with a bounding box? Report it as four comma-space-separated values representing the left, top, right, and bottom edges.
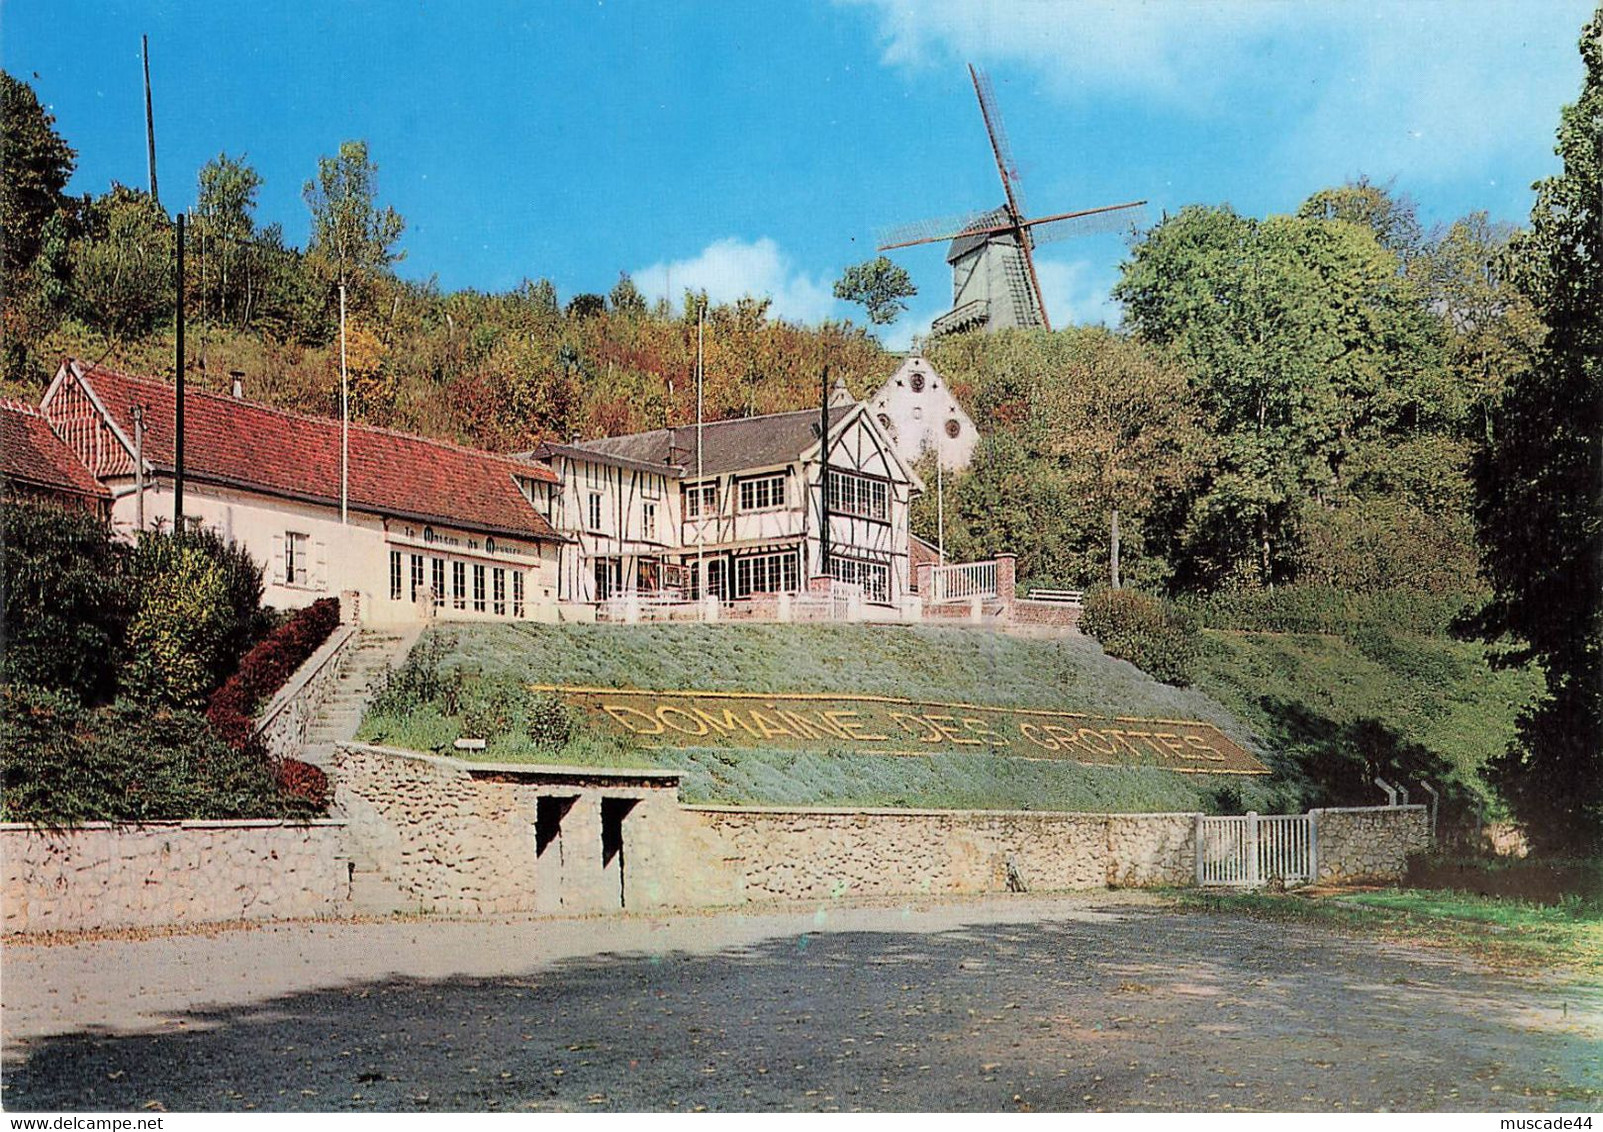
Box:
142, 35, 159, 205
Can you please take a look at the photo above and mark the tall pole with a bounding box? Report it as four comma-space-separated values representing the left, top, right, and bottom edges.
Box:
819, 365, 831, 579
132, 405, 146, 531
174, 212, 185, 526
142, 35, 159, 206
339, 281, 349, 524
937, 447, 945, 566
696, 306, 705, 601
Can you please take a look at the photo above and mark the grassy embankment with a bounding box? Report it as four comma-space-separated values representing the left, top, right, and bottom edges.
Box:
358, 622, 1282, 812
358, 619, 1540, 816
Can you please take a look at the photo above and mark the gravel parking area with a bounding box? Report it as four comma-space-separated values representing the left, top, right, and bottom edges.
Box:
3, 894, 1598, 1112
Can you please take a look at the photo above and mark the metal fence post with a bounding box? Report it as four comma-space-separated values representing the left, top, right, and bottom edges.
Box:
1245, 811, 1260, 888
1193, 812, 1205, 887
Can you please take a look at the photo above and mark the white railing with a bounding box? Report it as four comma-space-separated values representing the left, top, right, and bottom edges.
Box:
928, 560, 997, 604
1196, 812, 1317, 888
793, 580, 864, 622
1024, 589, 1083, 606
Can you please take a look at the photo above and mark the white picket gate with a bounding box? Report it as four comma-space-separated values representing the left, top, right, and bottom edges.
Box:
1195, 812, 1317, 888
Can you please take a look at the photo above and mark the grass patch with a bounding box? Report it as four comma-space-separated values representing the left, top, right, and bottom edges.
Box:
1173, 886, 1603, 971
357, 623, 1287, 813
1191, 628, 1543, 812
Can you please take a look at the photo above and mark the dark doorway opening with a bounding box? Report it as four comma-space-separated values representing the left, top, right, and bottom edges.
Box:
601, 797, 639, 907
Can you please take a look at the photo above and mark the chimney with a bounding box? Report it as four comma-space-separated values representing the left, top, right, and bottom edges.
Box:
229, 370, 245, 399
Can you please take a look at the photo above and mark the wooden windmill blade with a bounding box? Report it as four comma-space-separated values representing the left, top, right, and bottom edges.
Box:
876, 207, 1000, 252
969, 63, 1051, 329
1023, 200, 1149, 247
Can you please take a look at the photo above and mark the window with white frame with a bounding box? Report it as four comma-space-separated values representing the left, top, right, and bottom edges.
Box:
512, 571, 525, 618
389, 550, 402, 600
473, 564, 487, 612
587, 492, 603, 531
735, 551, 799, 597
431, 558, 446, 606
738, 473, 785, 512
827, 471, 889, 522
641, 474, 662, 500
642, 502, 657, 541
452, 561, 467, 609
829, 555, 890, 604
493, 568, 507, 616
285, 532, 310, 586
410, 554, 425, 603
683, 482, 717, 518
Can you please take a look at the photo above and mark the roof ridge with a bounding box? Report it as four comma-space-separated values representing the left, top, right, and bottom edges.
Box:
72, 359, 548, 472
0, 398, 43, 416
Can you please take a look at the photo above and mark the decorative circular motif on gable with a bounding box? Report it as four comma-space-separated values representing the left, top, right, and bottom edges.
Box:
945, 418, 961, 438
877, 413, 893, 431
910, 372, 926, 393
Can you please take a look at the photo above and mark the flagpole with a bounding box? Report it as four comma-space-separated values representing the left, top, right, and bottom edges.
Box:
696, 304, 705, 603
339, 280, 349, 525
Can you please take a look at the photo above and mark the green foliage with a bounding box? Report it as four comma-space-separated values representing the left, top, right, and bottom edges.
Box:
70, 185, 174, 339
1, 501, 132, 704
1473, 10, 1603, 857
832, 256, 917, 326
0, 685, 299, 824
526, 693, 574, 748
1183, 584, 1474, 637
303, 139, 405, 309
1114, 204, 1448, 589
1080, 588, 1200, 687
0, 71, 76, 280
1191, 627, 1544, 819
122, 527, 267, 709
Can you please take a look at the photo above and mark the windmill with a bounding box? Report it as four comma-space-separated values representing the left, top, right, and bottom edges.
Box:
878, 65, 1146, 335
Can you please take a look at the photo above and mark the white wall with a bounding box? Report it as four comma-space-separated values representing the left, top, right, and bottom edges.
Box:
868, 357, 977, 473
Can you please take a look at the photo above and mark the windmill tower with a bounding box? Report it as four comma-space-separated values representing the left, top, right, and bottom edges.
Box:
878, 66, 1146, 336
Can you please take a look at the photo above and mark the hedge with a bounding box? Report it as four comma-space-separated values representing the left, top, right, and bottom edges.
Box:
1079, 588, 1200, 687
205, 597, 341, 811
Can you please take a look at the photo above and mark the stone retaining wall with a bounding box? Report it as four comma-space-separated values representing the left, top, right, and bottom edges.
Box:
254, 622, 359, 762
1313, 805, 1430, 884
1, 820, 349, 935
683, 807, 1198, 901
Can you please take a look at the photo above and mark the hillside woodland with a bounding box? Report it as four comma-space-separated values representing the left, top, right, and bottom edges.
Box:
1, 10, 1596, 854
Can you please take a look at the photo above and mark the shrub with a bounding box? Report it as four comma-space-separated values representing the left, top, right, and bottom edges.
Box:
0, 501, 132, 704
123, 528, 268, 709
1080, 588, 1200, 686
526, 692, 573, 748
0, 685, 294, 824
275, 758, 331, 814
369, 631, 458, 716
206, 597, 341, 749
1183, 584, 1474, 637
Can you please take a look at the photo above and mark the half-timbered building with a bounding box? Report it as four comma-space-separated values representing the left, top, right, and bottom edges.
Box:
531, 379, 924, 611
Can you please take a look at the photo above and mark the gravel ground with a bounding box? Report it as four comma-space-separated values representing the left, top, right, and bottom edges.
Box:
2, 894, 1598, 1113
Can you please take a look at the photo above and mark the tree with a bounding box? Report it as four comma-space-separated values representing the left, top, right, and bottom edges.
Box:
194, 153, 264, 327
2, 73, 77, 382
1298, 176, 1424, 263
1472, 9, 1602, 856
0, 72, 75, 280
303, 140, 405, 303
833, 256, 916, 325
609, 272, 647, 317
0, 501, 131, 705
1114, 203, 1445, 589
69, 185, 174, 339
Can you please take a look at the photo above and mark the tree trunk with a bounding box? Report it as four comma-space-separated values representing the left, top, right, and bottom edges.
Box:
1110, 507, 1122, 590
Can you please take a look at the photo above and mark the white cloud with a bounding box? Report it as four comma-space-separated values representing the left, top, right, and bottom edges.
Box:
633, 237, 838, 325
842, 0, 1589, 180
1034, 257, 1121, 329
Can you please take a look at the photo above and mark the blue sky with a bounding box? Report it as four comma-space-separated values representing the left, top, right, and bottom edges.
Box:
4, 0, 1593, 347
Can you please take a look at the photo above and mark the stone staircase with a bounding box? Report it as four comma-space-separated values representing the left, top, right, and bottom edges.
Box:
298, 625, 421, 771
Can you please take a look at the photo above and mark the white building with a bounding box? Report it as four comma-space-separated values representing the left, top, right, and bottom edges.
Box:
866, 356, 977, 474
532, 379, 925, 611
40, 359, 567, 625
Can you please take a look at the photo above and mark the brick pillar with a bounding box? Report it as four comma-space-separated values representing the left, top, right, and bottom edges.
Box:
995, 553, 1017, 603
808, 574, 834, 595
914, 561, 933, 596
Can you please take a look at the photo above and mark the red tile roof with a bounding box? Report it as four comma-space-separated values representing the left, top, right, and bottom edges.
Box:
0, 399, 110, 501
47, 361, 561, 542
